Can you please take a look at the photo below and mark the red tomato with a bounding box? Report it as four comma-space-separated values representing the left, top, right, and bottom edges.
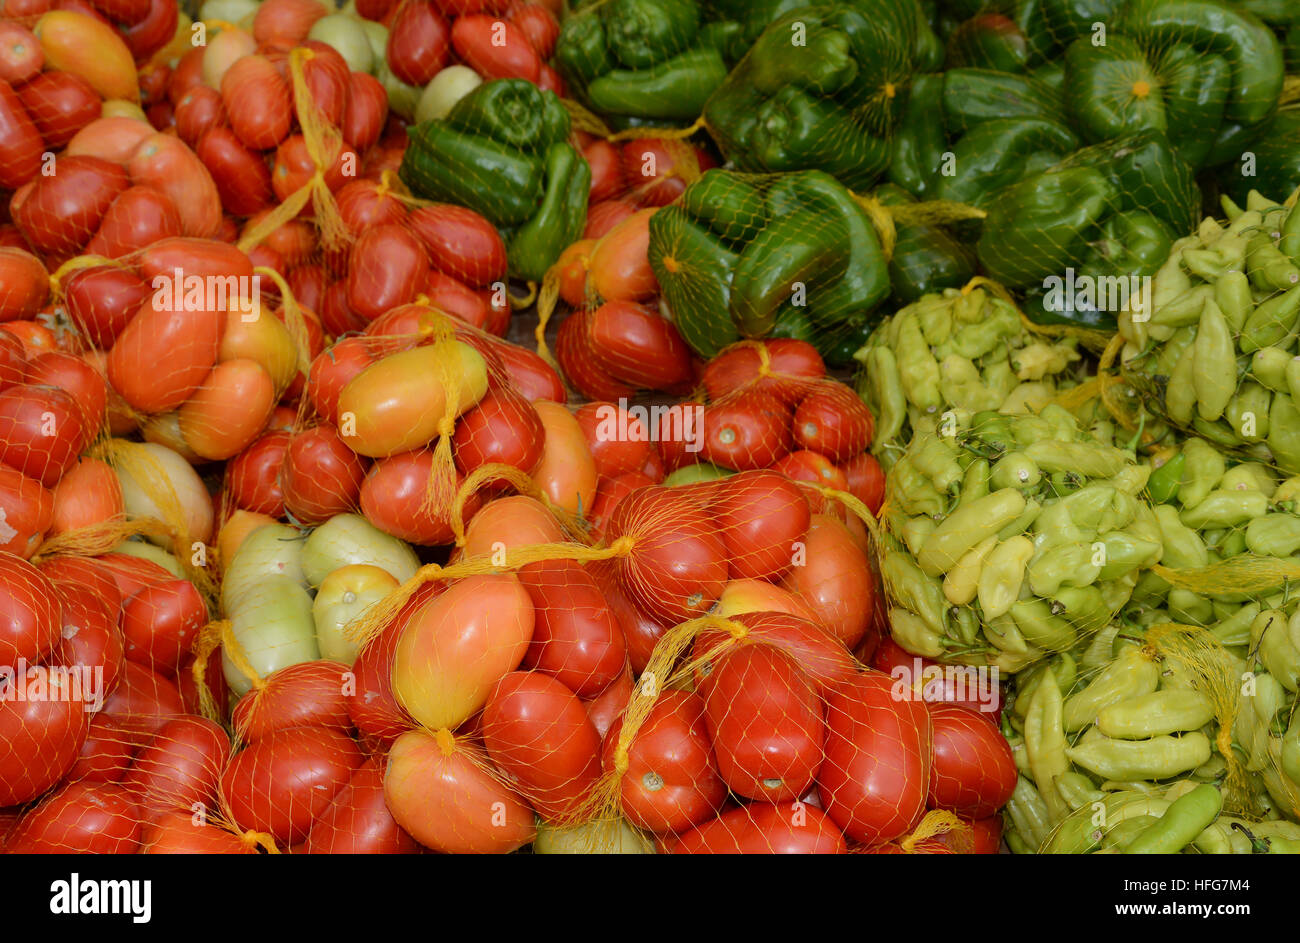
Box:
607, 484, 728, 625
226, 429, 289, 517
387, 0, 450, 86
120, 578, 208, 674
423, 270, 491, 329
407, 204, 508, 288
356, 0, 395, 18
0, 249, 46, 324
870, 636, 1003, 715
770, 449, 849, 494
120, 0, 177, 60
482, 670, 601, 821
703, 338, 825, 404
168, 46, 204, 106
669, 801, 846, 854
621, 138, 704, 207
927, 703, 1017, 818
360, 448, 478, 545
452, 14, 540, 82
0, 666, 87, 805
0, 385, 80, 488
221, 54, 292, 150
106, 302, 225, 415
221, 725, 363, 846
127, 133, 223, 240
701, 644, 823, 802
123, 715, 229, 815
574, 400, 653, 481
603, 689, 724, 833
0, 23, 42, 85
556, 308, 637, 402
583, 198, 636, 241
589, 559, 664, 674
50, 577, 123, 694
583, 665, 631, 741
173, 84, 226, 147
142, 811, 254, 854
711, 470, 811, 582
701, 389, 793, 471
782, 513, 876, 649
196, 126, 275, 217
66, 714, 137, 784
101, 659, 187, 737
588, 299, 692, 391
341, 70, 387, 152
335, 177, 406, 234
24, 352, 106, 447
5, 781, 139, 853
554, 238, 594, 307
37, 555, 120, 611
793, 383, 875, 463
321, 277, 371, 336
694, 610, 857, 698
62, 266, 150, 348
840, 451, 885, 515
302, 756, 419, 854
818, 670, 932, 845
487, 334, 565, 402
87, 0, 148, 24
346, 223, 428, 322
583, 140, 626, 203
232, 660, 353, 742
254, 0, 326, 47
271, 134, 356, 201
297, 41, 350, 127
506, 1, 559, 58
0, 78, 41, 190
345, 600, 419, 744
516, 558, 626, 698
280, 425, 368, 524
16, 69, 99, 149
49, 456, 124, 537
84, 184, 182, 259
587, 208, 656, 304
587, 470, 652, 540
385, 728, 536, 853
453, 388, 545, 482
306, 337, 375, 425
0, 462, 51, 557
11, 154, 128, 255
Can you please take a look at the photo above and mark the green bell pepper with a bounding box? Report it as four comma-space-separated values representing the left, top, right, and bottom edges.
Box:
945, 12, 1030, 72
937, 117, 1079, 207
888, 73, 947, 199
1225, 107, 1300, 207
649, 169, 889, 359
875, 184, 977, 304
703, 4, 917, 190
941, 68, 1066, 135
397, 79, 588, 281
1041, 0, 1126, 44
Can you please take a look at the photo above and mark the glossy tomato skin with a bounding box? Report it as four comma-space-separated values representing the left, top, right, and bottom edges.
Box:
712, 470, 811, 582
196, 126, 275, 217
0, 461, 52, 557
120, 578, 208, 674
387, 0, 450, 85
0, 78, 41, 189
621, 138, 707, 207
221, 725, 363, 846
280, 425, 367, 524
693, 610, 856, 699
360, 448, 477, 546
0, 250, 46, 325
583, 665, 631, 741
587, 210, 656, 304
927, 703, 1017, 818
122, 715, 230, 815
818, 670, 932, 845
0, 384, 82, 487
221, 54, 292, 150
0, 550, 61, 669
583, 139, 625, 203
5, 781, 140, 853
100, 659, 187, 738
345, 592, 423, 744
306, 337, 375, 425
701, 644, 824, 802
63, 266, 151, 348
226, 429, 289, 517
231, 660, 352, 742
603, 689, 724, 834
574, 400, 652, 481
106, 302, 226, 415
488, 338, 565, 403
17, 70, 99, 148
840, 451, 885, 515
702, 389, 793, 471
341, 71, 387, 152
516, 558, 626, 698
173, 84, 226, 146
782, 514, 876, 650
86, 185, 183, 259
587, 470, 652, 540
703, 339, 825, 405
13, 154, 128, 255
669, 802, 847, 854
346, 223, 428, 322
452, 388, 544, 483
481, 670, 602, 821
769, 449, 847, 494
590, 559, 665, 675
407, 204, 507, 289
793, 384, 875, 463
67, 714, 138, 784
142, 810, 254, 854
25, 352, 107, 450
302, 756, 419, 854
870, 636, 1003, 715
50, 577, 123, 694
451, 13, 539, 82
0, 669, 88, 805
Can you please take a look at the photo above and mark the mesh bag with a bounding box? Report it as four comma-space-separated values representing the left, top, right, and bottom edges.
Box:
1118, 190, 1300, 475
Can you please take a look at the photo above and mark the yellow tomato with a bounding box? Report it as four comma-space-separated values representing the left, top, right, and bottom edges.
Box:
312, 564, 399, 665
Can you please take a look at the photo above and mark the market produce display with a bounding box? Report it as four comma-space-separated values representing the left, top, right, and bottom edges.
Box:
3, 0, 1300, 859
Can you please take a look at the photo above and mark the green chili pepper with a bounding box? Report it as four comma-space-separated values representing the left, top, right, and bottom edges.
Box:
1191, 300, 1236, 422
1025, 667, 1070, 822
977, 535, 1035, 620
1179, 489, 1269, 529
1123, 783, 1222, 854
1268, 394, 1300, 474
917, 488, 1028, 576
1066, 731, 1212, 781
1010, 598, 1078, 652
1239, 284, 1300, 353
1063, 646, 1161, 732
1096, 689, 1216, 740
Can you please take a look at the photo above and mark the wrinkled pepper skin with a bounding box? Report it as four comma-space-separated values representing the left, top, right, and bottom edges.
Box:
875, 184, 976, 303
703, 5, 918, 190
649, 169, 888, 360
397, 80, 588, 282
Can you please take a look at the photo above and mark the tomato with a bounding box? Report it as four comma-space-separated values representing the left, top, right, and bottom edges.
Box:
711, 470, 811, 582
231, 660, 353, 742
0, 667, 87, 805
768, 450, 847, 496
587, 208, 656, 304
136, 234, 254, 287
840, 451, 885, 515
574, 400, 653, 481
108, 297, 228, 414
119, 0, 176, 60
271, 134, 356, 202
669, 802, 846, 854
24, 352, 105, 446
583, 197, 636, 241
226, 430, 288, 517
360, 448, 479, 545
927, 703, 1017, 818
345, 602, 419, 743
700, 644, 823, 802
453, 387, 545, 483
0, 22, 42, 85
37, 555, 120, 610
221, 725, 363, 846
48, 457, 122, 538
0, 384, 79, 489
323, 279, 367, 340
220, 54, 291, 150
196, 126, 275, 217
5, 781, 139, 853
423, 270, 493, 330
482, 670, 601, 820
84, 185, 182, 259
313, 564, 398, 665
621, 138, 707, 207
531, 400, 598, 515
0, 462, 51, 557
393, 573, 533, 730
336, 178, 407, 235
50, 577, 123, 693
341, 70, 387, 153
694, 610, 856, 698
459, 493, 564, 559
297, 41, 350, 127
306, 337, 375, 425
516, 558, 626, 698
488, 336, 565, 403
870, 636, 1003, 715
385, 728, 536, 853
16, 69, 98, 148
603, 689, 724, 833
587, 470, 651, 540
506, 1, 559, 59
451, 14, 540, 82
584, 665, 631, 741
120, 577, 207, 673
781, 513, 875, 649
67, 714, 136, 784
387, 0, 450, 86
556, 309, 637, 402
303, 756, 420, 854
588, 299, 692, 391
703, 338, 825, 405
173, 84, 226, 147
123, 715, 229, 815
12, 154, 127, 255
178, 358, 276, 460
127, 132, 222, 240
407, 204, 507, 288
63, 266, 150, 348
792, 384, 875, 463
0, 328, 25, 386
101, 659, 187, 737
701, 389, 793, 471
583, 140, 626, 203
345, 224, 429, 322
554, 238, 594, 307
253, 0, 326, 47
818, 670, 931, 845
87, 0, 147, 24
0, 78, 41, 190
281, 425, 368, 524
142, 811, 254, 854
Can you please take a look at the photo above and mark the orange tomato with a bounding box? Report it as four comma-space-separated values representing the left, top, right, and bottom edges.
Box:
65, 116, 154, 164
531, 400, 597, 515
106, 301, 225, 414
33, 10, 138, 102
49, 457, 122, 536
127, 132, 222, 239
218, 304, 298, 396
178, 358, 276, 460
587, 208, 656, 303
554, 237, 594, 307
460, 494, 565, 560
781, 513, 876, 649
713, 578, 822, 624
